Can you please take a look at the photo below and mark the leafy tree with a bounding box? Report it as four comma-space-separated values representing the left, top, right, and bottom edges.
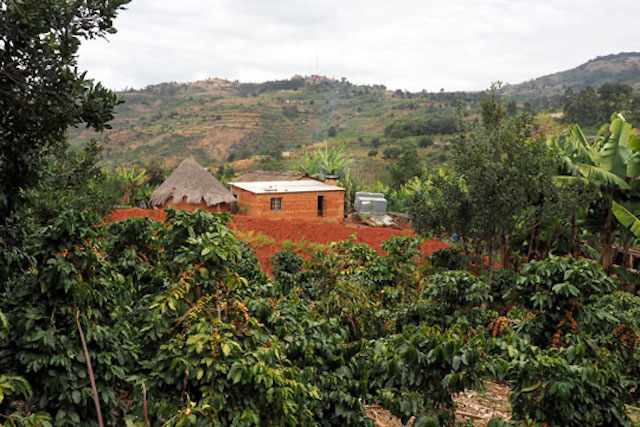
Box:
116, 165, 148, 205
388, 148, 423, 188
382, 147, 402, 159
418, 136, 434, 148
563, 83, 639, 127
0, 0, 129, 216
411, 87, 559, 279
145, 160, 168, 186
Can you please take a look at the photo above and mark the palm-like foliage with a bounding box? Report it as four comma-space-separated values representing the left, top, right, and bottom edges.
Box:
551, 113, 640, 271
116, 165, 148, 205
294, 142, 352, 180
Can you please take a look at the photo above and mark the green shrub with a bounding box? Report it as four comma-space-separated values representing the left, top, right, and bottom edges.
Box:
418, 136, 434, 148
270, 249, 304, 294
367, 149, 378, 157
368, 325, 485, 424
506, 256, 616, 348
489, 268, 519, 306
425, 271, 492, 310
429, 248, 467, 270
508, 346, 629, 426
383, 147, 402, 159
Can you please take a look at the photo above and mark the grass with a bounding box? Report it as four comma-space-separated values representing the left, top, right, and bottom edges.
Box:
234, 230, 277, 249
281, 238, 326, 255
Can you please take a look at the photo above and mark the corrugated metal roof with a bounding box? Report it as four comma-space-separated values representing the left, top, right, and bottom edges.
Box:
233, 171, 307, 182
231, 179, 344, 194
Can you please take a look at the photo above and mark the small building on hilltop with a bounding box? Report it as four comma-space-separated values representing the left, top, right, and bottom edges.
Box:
150, 157, 236, 212
230, 179, 344, 221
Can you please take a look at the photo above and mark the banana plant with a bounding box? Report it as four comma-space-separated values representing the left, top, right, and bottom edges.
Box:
550, 113, 640, 272
294, 142, 352, 180
116, 165, 148, 206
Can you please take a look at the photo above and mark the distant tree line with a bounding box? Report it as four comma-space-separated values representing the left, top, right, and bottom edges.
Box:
384, 115, 458, 138
563, 83, 640, 127
237, 78, 306, 96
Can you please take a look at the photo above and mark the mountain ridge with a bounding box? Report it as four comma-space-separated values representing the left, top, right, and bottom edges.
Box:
503, 51, 640, 98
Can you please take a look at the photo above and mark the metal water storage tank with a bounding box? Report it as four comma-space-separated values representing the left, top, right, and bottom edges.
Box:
354, 192, 387, 216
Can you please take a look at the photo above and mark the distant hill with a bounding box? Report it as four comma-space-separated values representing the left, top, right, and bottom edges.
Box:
67, 52, 640, 173
503, 52, 640, 98
68, 76, 478, 170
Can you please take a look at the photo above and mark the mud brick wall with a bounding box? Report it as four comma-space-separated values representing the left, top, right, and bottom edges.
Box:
159, 199, 231, 213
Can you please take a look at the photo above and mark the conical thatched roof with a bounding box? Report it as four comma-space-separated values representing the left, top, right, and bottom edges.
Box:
150, 158, 236, 207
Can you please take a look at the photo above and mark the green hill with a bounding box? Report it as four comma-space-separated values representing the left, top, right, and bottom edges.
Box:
67, 53, 640, 179
67, 76, 480, 172
503, 52, 640, 99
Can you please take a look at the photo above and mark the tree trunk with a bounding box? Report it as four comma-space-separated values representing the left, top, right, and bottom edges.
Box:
485, 249, 495, 311
571, 214, 580, 258
76, 311, 104, 427
486, 241, 495, 290
541, 229, 558, 259
528, 223, 540, 262
621, 233, 632, 268
500, 233, 511, 270
602, 206, 613, 274
461, 234, 470, 259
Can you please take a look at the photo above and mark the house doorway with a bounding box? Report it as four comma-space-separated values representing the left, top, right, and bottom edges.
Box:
317, 195, 325, 217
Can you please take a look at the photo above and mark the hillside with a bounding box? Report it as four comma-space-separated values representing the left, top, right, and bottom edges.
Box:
504, 52, 640, 98
67, 76, 479, 172
68, 53, 640, 177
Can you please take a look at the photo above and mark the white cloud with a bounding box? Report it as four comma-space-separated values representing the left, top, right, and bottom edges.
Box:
77, 0, 640, 92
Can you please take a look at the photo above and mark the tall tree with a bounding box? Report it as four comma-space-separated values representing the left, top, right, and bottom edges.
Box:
388, 148, 423, 189
0, 0, 129, 217
410, 87, 559, 281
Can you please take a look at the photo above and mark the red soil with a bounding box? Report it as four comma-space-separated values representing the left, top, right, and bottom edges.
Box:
106, 209, 448, 270
106, 208, 167, 223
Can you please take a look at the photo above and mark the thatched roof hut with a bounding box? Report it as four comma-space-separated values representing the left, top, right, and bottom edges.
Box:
150, 158, 236, 209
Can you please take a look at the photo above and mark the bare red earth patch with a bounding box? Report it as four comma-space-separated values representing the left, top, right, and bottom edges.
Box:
106, 209, 448, 270
105, 208, 167, 223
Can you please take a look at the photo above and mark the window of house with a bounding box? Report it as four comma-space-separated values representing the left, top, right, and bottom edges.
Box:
270, 198, 282, 211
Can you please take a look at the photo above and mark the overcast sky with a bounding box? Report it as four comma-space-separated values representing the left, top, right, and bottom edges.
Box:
78, 0, 640, 92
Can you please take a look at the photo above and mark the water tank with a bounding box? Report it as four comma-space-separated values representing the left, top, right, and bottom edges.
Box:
354, 192, 387, 216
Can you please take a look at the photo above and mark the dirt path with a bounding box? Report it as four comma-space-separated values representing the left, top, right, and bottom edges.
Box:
365, 381, 511, 426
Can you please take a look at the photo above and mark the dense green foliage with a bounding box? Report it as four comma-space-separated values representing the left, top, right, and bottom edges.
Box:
3, 4, 640, 425
563, 83, 640, 128
384, 116, 458, 139
0, 0, 129, 216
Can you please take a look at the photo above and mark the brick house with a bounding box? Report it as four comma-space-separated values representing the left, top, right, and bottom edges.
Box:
230, 179, 345, 221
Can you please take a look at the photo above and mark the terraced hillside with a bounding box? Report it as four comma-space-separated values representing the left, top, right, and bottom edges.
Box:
67, 76, 480, 169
